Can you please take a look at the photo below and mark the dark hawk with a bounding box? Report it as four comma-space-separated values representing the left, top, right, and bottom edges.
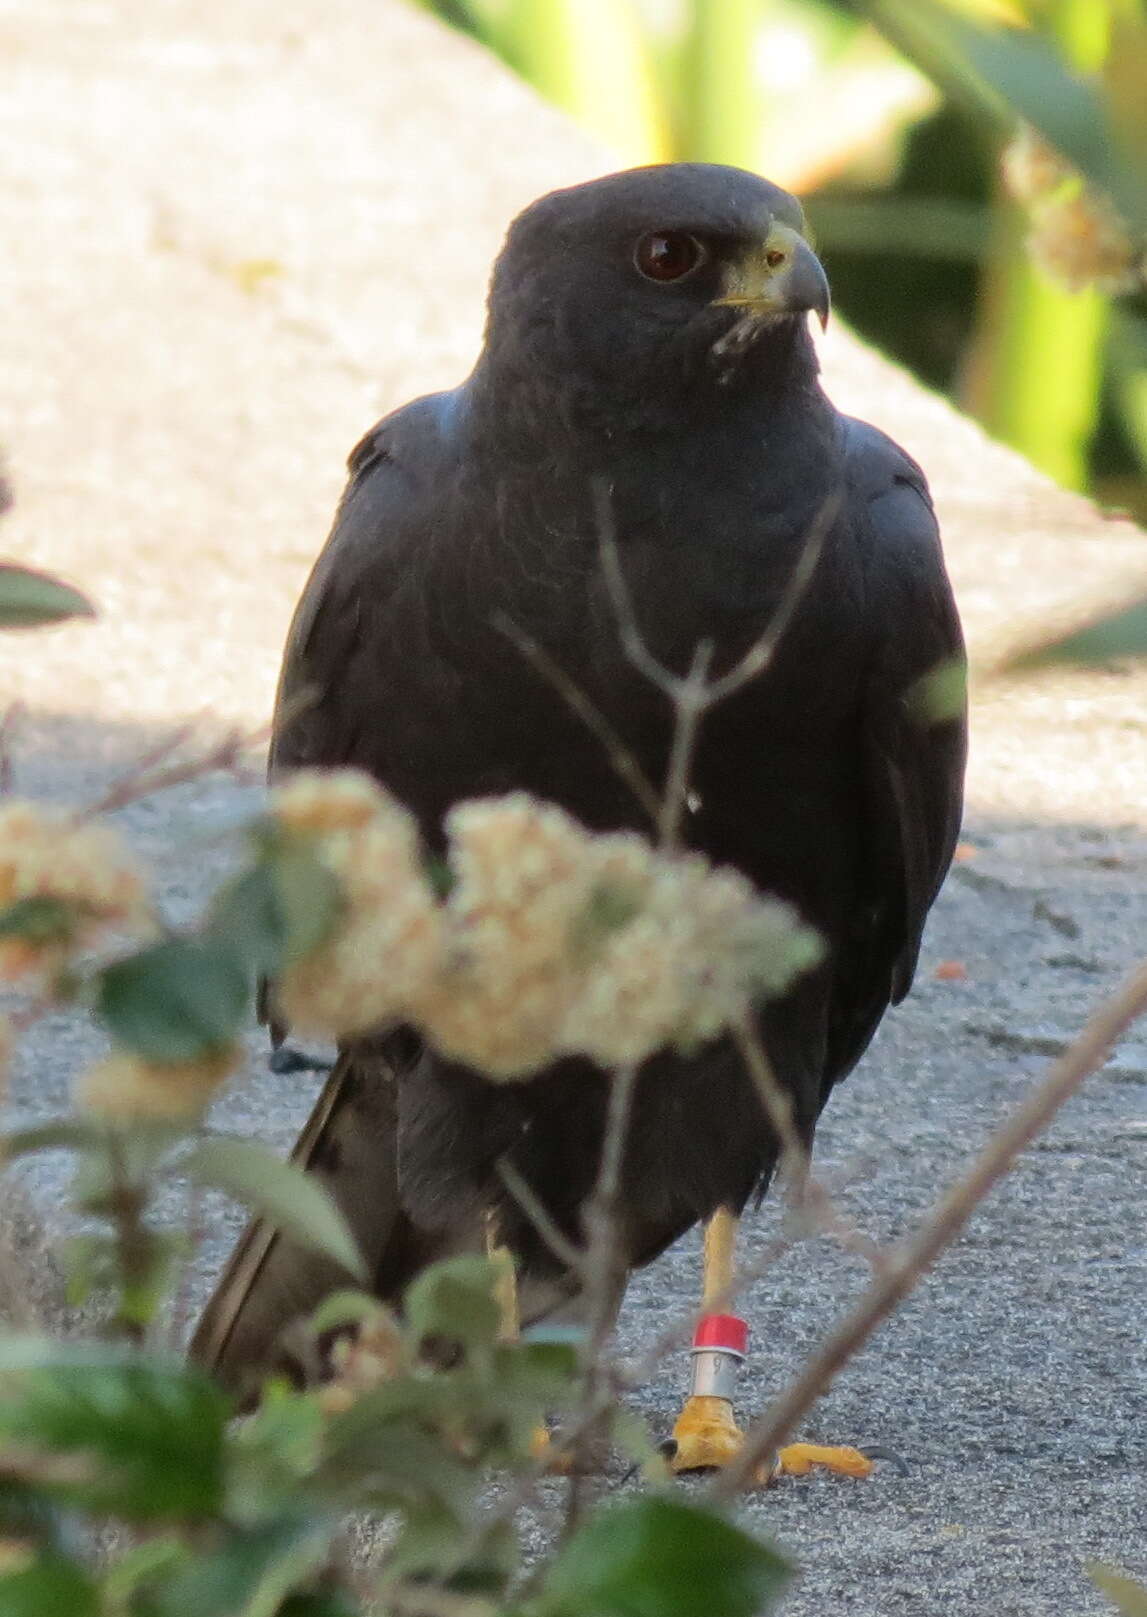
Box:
193, 163, 966, 1475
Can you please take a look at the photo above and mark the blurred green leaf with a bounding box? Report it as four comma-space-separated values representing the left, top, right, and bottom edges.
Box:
185, 1136, 366, 1281
0, 1553, 100, 1617
0, 565, 94, 629
500, 0, 668, 164
536, 1495, 791, 1617
0, 1337, 228, 1520
149, 1516, 333, 1617
97, 937, 249, 1062
100, 1534, 189, 1610
856, 0, 1147, 232
1104, 9, 1147, 167
1089, 1563, 1147, 1617
210, 842, 340, 977
404, 1257, 502, 1352
605, 1404, 661, 1475
1, 1119, 110, 1162
307, 1289, 392, 1339
0, 896, 75, 945
807, 196, 990, 261
683, 0, 760, 168
276, 1593, 361, 1617
1006, 594, 1147, 668
320, 1398, 480, 1515
382, 1504, 515, 1592
908, 654, 968, 722
230, 1380, 326, 1491
0, 1478, 69, 1552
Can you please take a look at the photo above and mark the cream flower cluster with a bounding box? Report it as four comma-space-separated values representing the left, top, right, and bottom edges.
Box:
0, 799, 150, 981
75, 1044, 243, 1124
272, 772, 444, 1039
268, 772, 822, 1082
1002, 124, 1144, 295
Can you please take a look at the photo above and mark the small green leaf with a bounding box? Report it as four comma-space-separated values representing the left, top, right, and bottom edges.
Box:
858, 0, 1147, 234
381, 1504, 514, 1592
1, 1120, 110, 1163
208, 867, 286, 978
0, 566, 94, 629
0, 896, 75, 944
404, 1257, 502, 1352
1089, 1564, 1147, 1617
230, 1380, 325, 1486
268, 845, 342, 963
209, 845, 340, 976
277, 1593, 361, 1617
150, 1516, 334, 1617
908, 655, 968, 723
422, 854, 455, 899
0, 1337, 229, 1521
185, 1136, 366, 1281
319, 1399, 479, 1514
97, 937, 250, 1062
0, 1554, 100, 1617
307, 1289, 394, 1338
537, 1496, 791, 1617
100, 1534, 189, 1609
1006, 595, 1147, 670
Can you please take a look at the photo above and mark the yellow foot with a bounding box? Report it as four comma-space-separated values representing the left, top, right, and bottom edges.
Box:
667, 1395, 747, 1474
775, 1442, 874, 1480
529, 1426, 608, 1475
666, 1398, 876, 1483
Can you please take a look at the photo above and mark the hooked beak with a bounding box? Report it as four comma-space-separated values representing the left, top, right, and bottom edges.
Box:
714, 223, 830, 331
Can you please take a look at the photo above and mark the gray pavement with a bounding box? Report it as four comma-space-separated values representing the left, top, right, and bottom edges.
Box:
1, 1, 1145, 1611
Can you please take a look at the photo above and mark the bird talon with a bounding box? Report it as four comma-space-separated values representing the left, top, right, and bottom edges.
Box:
667, 1395, 746, 1473
774, 1441, 875, 1479
858, 1443, 909, 1476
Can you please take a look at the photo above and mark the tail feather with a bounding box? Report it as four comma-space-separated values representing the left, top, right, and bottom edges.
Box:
191, 1049, 613, 1398
190, 1050, 438, 1395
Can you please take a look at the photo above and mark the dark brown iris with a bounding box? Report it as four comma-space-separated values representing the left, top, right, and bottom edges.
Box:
633, 231, 706, 283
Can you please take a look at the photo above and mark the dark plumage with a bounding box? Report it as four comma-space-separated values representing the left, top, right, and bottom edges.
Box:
193, 163, 965, 1388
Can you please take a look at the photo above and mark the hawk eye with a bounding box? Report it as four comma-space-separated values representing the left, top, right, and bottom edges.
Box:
633, 231, 707, 284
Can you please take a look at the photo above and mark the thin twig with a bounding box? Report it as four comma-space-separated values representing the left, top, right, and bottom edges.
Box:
731, 1015, 809, 1187
165, 1176, 205, 1351
0, 702, 25, 795
731, 1019, 885, 1268
580, 1064, 639, 1368
79, 724, 265, 820
491, 613, 661, 828
706, 491, 840, 705
495, 1156, 587, 1277
709, 956, 1147, 1499
658, 641, 713, 851
564, 1062, 640, 1536
594, 482, 679, 700
595, 480, 840, 712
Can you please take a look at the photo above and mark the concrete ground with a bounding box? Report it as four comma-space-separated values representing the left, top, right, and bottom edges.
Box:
1, 1, 1145, 1611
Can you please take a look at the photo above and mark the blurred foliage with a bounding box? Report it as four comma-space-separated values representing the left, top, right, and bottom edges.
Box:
0, 584, 793, 1616
0, 565, 94, 629
414, 0, 1147, 519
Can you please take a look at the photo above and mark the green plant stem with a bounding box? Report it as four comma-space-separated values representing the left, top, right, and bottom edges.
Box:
107, 1137, 150, 1345
960, 191, 1109, 488
959, 0, 1112, 489
683, 0, 762, 167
